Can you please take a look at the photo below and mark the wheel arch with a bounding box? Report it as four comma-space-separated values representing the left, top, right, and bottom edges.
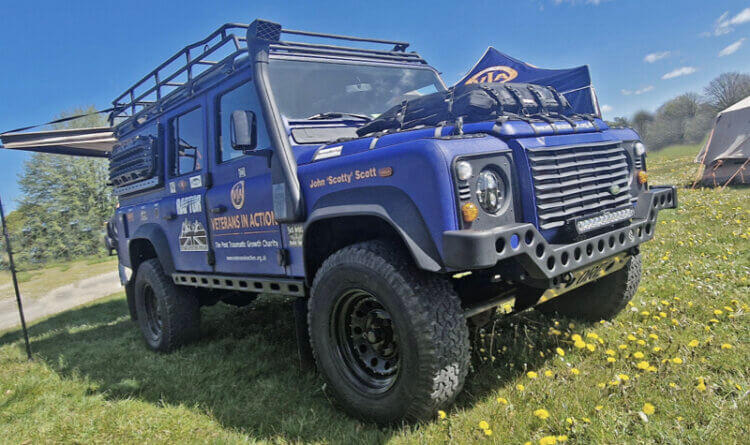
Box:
129, 223, 176, 279
303, 187, 442, 284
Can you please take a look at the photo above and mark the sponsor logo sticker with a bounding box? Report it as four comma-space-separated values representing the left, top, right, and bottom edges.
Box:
178, 220, 208, 252
189, 175, 202, 189
176, 195, 202, 215
231, 181, 245, 210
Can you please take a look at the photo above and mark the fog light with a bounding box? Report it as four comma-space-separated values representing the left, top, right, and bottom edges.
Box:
462, 202, 478, 223
637, 170, 648, 184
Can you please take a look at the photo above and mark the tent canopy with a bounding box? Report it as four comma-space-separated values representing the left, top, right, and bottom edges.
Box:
455, 47, 600, 116
0, 127, 115, 158
696, 96, 750, 165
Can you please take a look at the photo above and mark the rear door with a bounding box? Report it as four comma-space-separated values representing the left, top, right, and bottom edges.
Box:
204, 76, 286, 276
161, 96, 213, 272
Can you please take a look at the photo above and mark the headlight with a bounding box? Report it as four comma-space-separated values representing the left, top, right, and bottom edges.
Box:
456, 161, 473, 181
634, 142, 646, 157
476, 169, 504, 214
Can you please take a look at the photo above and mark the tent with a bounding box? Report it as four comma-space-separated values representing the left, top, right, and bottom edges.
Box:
455, 47, 600, 116
694, 96, 750, 187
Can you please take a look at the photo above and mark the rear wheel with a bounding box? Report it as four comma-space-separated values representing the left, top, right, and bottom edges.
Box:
308, 241, 470, 424
134, 259, 201, 352
536, 254, 642, 321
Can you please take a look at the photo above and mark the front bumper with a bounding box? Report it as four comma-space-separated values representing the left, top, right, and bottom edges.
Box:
443, 185, 677, 280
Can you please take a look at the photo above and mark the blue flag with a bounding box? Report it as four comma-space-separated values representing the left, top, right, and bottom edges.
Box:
455, 47, 600, 116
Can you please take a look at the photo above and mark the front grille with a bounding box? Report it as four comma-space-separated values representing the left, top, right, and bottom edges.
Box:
527, 141, 632, 231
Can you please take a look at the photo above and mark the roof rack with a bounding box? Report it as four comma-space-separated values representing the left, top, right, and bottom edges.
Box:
110, 20, 424, 125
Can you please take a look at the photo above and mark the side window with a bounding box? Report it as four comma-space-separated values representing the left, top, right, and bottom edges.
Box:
217, 81, 271, 162
171, 107, 204, 176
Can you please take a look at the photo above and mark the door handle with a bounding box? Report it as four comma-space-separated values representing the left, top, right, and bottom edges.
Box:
210, 205, 227, 214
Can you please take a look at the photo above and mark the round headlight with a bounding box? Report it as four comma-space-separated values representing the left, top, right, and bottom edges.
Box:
456, 161, 473, 181
634, 142, 646, 157
476, 169, 504, 214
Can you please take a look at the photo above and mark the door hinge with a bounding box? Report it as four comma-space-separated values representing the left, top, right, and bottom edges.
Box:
207, 249, 216, 266
277, 248, 289, 267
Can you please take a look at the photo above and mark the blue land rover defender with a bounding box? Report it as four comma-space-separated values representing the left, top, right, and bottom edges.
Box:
103, 20, 676, 423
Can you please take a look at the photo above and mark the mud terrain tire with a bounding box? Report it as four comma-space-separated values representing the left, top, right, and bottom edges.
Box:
134, 259, 201, 352
308, 241, 470, 424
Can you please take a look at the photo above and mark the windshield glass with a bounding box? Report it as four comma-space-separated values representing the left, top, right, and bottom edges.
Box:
268, 59, 444, 120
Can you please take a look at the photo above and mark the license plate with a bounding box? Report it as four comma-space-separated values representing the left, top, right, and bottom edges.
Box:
537, 253, 630, 305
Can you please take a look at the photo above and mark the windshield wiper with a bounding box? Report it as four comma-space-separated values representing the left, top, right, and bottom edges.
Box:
306, 112, 372, 121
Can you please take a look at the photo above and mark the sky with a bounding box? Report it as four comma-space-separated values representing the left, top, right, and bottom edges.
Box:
1, 0, 749, 211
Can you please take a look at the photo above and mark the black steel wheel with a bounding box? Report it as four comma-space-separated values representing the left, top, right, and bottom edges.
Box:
134, 259, 201, 352
308, 241, 469, 424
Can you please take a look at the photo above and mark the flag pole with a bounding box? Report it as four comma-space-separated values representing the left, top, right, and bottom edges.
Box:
0, 194, 32, 360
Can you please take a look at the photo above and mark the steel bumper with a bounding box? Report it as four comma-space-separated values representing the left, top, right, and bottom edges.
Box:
443, 185, 677, 279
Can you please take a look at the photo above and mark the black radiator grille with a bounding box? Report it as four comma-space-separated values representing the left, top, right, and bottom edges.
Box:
528, 142, 632, 230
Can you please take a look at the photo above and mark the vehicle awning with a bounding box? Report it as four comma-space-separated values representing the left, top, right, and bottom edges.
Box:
0, 127, 116, 158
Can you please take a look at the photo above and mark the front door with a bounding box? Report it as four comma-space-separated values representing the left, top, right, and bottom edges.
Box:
204, 77, 286, 276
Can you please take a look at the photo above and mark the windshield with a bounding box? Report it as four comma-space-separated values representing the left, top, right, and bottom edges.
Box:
268, 59, 445, 120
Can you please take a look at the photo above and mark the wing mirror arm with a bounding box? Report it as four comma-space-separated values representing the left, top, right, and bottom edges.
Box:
230, 110, 272, 168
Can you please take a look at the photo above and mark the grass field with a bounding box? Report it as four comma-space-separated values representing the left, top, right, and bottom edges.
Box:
0, 255, 117, 300
1, 144, 747, 444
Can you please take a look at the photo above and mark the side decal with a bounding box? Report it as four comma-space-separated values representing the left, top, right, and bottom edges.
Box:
179, 220, 208, 252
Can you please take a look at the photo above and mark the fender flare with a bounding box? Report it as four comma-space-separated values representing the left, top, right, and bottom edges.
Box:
303, 186, 443, 275
129, 223, 176, 276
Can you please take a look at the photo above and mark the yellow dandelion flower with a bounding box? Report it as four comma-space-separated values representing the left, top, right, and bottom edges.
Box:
568, 323, 575, 329
517, 384, 525, 391
533, 408, 550, 420
597, 382, 606, 388
605, 349, 616, 356
721, 343, 732, 350
627, 334, 637, 341
571, 368, 581, 375
545, 370, 554, 377
497, 397, 509, 405
479, 420, 489, 430
609, 380, 620, 386
586, 333, 599, 340
557, 435, 569, 442
528, 371, 538, 379
709, 318, 720, 324
539, 436, 557, 445
574, 339, 586, 349
671, 357, 683, 364
566, 417, 574, 424
438, 410, 447, 419
586, 343, 596, 352
582, 417, 591, 423
571, 334, 582, 342
636, 339, 646, 346
652, 346, 662, 352
618, 373, 630, 381
633, 352, 645, 359
607, 357, 616, 363
618, 344, 628, 350
648, 334, 658, 340
484, 429, 493, 436
659, 312, 667, 318
669, 382, 676, 388
556, 347, 565, 357
595, 405, 603, 411
713, 309, 723, 316
642, 403, 655, 415
696, 377, 707, 392
636, 361, 650, 370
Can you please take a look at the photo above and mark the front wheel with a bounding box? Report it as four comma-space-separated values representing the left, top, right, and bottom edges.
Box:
536, 254, 642, 321
308, 241, 470, 424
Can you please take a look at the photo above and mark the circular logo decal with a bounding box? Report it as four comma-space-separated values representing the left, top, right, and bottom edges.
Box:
464, 65, 519, 85
230, 180, 245, 210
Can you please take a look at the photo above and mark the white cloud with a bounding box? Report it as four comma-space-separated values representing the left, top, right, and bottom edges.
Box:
622, 85, 654, 95
644, 51, 670, 63
713, 8, 750, 35
719, 38, 745, 56
600, 104, 613, 113
661, 66, 697, 80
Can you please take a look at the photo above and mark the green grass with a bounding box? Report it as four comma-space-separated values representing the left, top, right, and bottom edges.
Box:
1, 144, 748, 443
0, 255, 117, 300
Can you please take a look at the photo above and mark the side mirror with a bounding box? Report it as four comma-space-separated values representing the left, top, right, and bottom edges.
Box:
230, 110, 257, 151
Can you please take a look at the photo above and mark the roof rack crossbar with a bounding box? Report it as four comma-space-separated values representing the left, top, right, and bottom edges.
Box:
270, 42, 426, 64
273, 40, 422, 59
281, 28, 409, 52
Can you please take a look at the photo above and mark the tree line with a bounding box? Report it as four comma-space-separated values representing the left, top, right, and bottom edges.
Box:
607, 72, 750, 151
1, 106, 115, 269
